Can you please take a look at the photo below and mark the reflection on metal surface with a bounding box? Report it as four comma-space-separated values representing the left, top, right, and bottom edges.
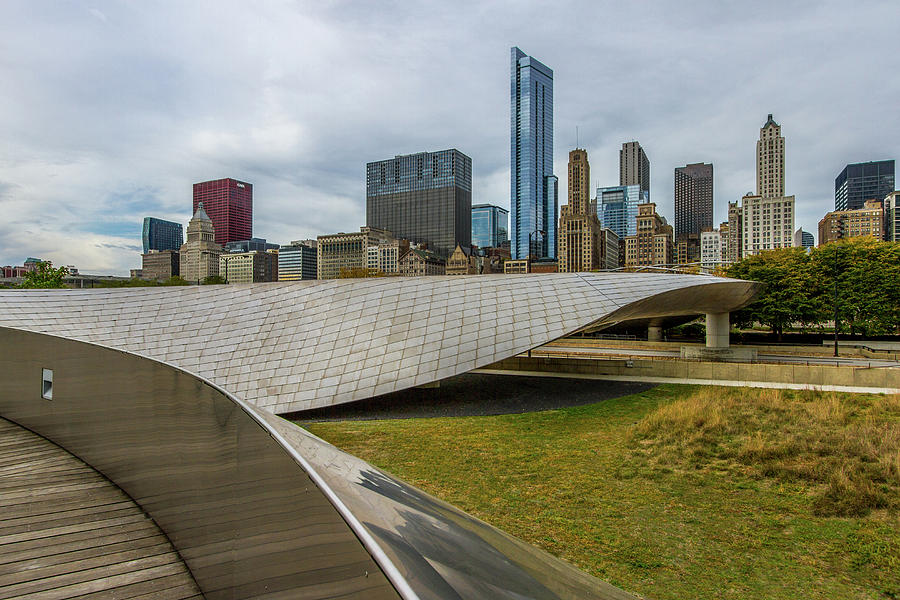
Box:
0, 273, 761, 414
262, 412, 638, 600
0, 327, 641, 599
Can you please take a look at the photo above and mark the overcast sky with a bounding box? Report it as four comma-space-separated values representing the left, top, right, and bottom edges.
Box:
2, 0, 898, 274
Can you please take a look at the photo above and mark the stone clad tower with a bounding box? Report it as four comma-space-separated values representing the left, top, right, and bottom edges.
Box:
180, 203, 223, 283
559, 149, 603, 272
756, 114, 784, 198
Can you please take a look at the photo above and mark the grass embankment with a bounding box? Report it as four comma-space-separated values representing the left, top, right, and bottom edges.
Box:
302, 385, 900, 600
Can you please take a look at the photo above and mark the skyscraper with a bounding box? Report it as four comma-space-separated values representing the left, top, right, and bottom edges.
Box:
596, 185, 647, 240
620, 141, 650, 198
471, 204, 509, 249
884, 192, 900, 242
192, 178, 252, 246
510, 47, 556, 260
834, 160, 895, 211
559, 149, 602, 272
366, 149, 472, 258
742, 114, 794, 257
757, 114, 785, 198
141, 217, 183, 254
674, 163, 714, 241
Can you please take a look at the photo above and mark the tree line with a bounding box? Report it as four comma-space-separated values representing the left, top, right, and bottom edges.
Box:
725, 237, 900, 337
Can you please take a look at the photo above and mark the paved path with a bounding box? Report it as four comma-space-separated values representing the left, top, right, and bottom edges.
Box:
0, 418, 203, 600
542, 345, 900, 368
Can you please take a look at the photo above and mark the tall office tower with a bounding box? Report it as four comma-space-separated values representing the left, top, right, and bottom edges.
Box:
674, 163, 714, 241
834, 160, 895, 211
510, 47, 556, 260
471, 204, 509, 249
597, 185, 648, 240
741, 194, 795, 257
818, 200, 884, 246
567, 148, 590, 213
142, 217, 183, 254
366, 149, 472, 258
620, 141, 650, 198
559, 149, 602, 272
192, 178, 252, 246
885, 191, 900, 242
757, 114, 785, 198
179, 203, 223, 283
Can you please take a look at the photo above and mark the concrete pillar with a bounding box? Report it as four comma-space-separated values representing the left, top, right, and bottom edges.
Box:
706, 313, 730, 348
647, 326, 663, 342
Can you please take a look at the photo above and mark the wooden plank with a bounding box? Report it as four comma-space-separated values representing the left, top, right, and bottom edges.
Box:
0, 419, 203, 599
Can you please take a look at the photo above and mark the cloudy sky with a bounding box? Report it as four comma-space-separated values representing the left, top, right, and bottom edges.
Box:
2, 0, 898, 274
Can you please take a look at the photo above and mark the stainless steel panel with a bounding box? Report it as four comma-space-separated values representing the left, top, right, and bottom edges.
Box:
0, 328, 400, 600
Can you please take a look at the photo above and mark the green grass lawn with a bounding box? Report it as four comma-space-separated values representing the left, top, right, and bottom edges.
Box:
301, 384, 900, 600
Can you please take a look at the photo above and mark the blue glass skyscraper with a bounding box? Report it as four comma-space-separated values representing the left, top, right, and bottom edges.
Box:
471, 204, 509, 249
596, 185, 648, 240
142, 217, 184, 254
510, 47, 555, 260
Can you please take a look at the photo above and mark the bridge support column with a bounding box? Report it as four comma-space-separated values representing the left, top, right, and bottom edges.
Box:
647, 326, 663, 342
706, 312, 730, 348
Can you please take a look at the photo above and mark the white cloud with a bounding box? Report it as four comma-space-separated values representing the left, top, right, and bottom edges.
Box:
0, 0, 898, 273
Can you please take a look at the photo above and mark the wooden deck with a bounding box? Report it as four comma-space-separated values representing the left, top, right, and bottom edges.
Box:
0, 418, 204, 599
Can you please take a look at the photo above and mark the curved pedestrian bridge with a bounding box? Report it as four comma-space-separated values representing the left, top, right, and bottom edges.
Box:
0, 418, 202, 600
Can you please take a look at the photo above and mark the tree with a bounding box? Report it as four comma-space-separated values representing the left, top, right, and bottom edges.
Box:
725, 247, 822, 340
18, 263, 69, 289
201, 275, 226, 285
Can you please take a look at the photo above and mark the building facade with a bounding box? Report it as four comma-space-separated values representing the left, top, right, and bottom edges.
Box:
624, 202, 673, 268
399, 248, 445, 276
278, 240, 317, 281
726, 201, 742, 262
366, 239, 408, 275
142, 217, 183, 254
559, 149, 603, 273
141, 250, 179, 281
818, 199, 883, 245
599, 228, 620, 270
620, 141, 650, 198
366, 149, 472, 258
741, 194, 795, 256
510, 47, 556, 260
885, 191, 900, 242
446, 244, 480, 275
224, 238, 279, 253
471, 204, 508, 249
675, 234, 701, 265
674, 163, 713, 241
219, 251, 277, 284
179, 203, 223, 283
793, 228, 814, 248
757, 114, 785, 199
700, 230, 722, 272
834, 160, 895, 212
317, 227, 397, 280
192, 178, 253, 246
597, 184, 647, 240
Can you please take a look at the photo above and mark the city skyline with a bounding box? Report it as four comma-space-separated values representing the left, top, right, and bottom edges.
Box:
1, 1, 899, 274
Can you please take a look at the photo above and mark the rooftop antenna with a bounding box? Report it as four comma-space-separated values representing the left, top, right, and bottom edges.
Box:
576, 126, 579, 148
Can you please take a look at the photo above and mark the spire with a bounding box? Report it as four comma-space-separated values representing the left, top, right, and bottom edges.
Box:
763, 113, 779, 128
192, 202, 211, 222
